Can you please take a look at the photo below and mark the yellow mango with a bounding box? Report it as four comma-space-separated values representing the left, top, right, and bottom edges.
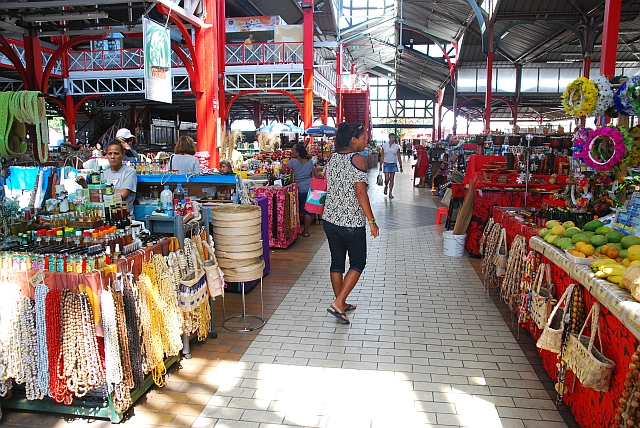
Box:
622, 258, 632, 267
609, 275, 623, 285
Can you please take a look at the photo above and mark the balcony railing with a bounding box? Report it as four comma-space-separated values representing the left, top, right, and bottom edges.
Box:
341, 73, 369, 91
68, 48, 188, 72
313, 51, 336, 86
225, 42, 303, 65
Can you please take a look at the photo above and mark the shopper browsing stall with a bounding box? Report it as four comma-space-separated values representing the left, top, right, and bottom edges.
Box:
379, 133, 403, 198
219, 160, 234, 174
169, 136, 201, 174
324, 122, 379, 325
288, 144, 315, 237
412, 141, 429, 188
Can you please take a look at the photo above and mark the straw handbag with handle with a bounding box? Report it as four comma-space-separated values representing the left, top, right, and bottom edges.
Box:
202, 238, 224, 299
563, 302, 615, 392
494, 228, 508, 277
177, 240, 208, 312
537, 284, 574, 354
529, 263, 555, 329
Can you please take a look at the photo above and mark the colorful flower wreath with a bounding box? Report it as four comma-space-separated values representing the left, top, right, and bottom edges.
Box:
614, 81, 630, 114
618, 76, 640, 117
562, 77, 598, 117
591, 75, 614, 117
582, 126, 632, 171
571, 127, 592, 162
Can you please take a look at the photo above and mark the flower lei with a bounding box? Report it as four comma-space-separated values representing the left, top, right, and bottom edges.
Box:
562, 77, 598, 117
571, 127, 592, 163
618, 76, 640, 117
591, 75, 614, 117
582, 126, 631, 171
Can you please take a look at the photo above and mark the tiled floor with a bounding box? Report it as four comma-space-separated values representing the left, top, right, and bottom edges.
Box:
2, 166, 578, 428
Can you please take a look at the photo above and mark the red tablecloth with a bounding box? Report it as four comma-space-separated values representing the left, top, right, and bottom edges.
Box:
463, 154, 505, 187
465, 190, 546, 256
492, 207, 635, 428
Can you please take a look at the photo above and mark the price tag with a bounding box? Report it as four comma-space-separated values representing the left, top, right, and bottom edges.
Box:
29, 270, 46, 288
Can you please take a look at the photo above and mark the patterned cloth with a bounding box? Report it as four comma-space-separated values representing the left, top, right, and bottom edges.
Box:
323, 152, 368, 228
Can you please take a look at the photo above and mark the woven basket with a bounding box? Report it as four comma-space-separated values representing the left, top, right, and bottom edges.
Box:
537, 284, 574, 354
218, 257, 262, 269
529, 264, 554, 329
563, 302, 615, 392
210, 204, 261, 221
223, 259, 265, 282
213, 224, 262, 236
204, 260, 224, 299
216, 241, 263, 253
211, 217, 261, 228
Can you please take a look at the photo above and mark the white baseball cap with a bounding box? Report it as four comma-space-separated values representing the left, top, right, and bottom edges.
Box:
116, 128, 134, 140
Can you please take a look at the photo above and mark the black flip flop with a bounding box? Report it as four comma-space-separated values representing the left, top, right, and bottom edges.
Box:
327, 307, 350, 324
344, 304, 357, 312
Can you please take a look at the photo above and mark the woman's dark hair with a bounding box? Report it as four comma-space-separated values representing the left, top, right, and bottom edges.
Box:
105, 140, 124, 154
175, 136, 196, 155
292, 143, 309, 159
335, 122, 365, 150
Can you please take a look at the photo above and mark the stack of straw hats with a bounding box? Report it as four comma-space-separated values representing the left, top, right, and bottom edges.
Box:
210, 204, 264, 282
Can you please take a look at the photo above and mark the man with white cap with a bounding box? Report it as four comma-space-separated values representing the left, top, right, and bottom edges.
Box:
115, 128, 140, 164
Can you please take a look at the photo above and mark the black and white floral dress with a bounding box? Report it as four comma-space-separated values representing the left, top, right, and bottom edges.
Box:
323, 152, 368, 228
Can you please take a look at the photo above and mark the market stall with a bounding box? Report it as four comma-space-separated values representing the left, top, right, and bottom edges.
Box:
253, 183, 300, 248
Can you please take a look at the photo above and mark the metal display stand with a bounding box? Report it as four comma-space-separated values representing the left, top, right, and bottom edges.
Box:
222, 277, 265, 332
145, 207, 217, 359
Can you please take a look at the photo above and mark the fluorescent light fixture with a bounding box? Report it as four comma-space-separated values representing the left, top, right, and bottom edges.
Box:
500, 31, 509, 39
22, 11, 108, 22
298, 1, 313, 10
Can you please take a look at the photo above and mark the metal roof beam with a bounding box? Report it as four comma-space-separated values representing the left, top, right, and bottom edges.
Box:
400, 19, 455, 43
371, 37, 448, 69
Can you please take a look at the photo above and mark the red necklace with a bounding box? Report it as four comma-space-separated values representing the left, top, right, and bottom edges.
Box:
46, 289, 70, 404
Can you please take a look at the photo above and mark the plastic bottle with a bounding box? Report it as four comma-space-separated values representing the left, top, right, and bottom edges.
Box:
174, 199, 183, 216
160, 185, 173, 212
184, 198, 194, 215
173, 183, 185, 202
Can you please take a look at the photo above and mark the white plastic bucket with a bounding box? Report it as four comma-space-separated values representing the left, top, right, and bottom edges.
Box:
443, 231, 466, 257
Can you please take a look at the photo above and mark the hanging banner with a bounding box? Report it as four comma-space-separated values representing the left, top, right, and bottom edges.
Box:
225, 16, 283, 32
143, 17, 172, 104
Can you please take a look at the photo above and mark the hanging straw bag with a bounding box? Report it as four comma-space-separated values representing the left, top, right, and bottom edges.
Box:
202, 239, 224, 299
494, 228, 508, 277
177, 241, 208, 312
537, 284, 574, 354
563, 302, 615, 392
529, 263, 555, 329
479, 218, 494, 256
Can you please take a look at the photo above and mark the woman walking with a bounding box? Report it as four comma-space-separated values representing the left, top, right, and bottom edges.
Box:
324, 122, 379, 324
412, 141, 429, 187
379, 133, 403, 198
288, 143, 315, 237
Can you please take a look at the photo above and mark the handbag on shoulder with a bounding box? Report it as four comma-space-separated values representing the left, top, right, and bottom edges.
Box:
305, 175, 327, 215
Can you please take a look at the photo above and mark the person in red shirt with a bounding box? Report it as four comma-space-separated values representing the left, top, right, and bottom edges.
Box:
412, 141, 429, 188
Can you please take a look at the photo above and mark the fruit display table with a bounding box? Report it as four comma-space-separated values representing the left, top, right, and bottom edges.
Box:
492, 207, 640, 428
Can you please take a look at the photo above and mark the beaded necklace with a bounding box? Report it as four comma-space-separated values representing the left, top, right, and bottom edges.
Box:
17, 295, 44, 400
101, 287, 123, 390
500, 235, 528, 314
615, 345, 640, 427
480, 223, 501, 291
122, 279, 145, 390
46, 288, 70, 404
139, 268, 167, 387
152, 255, 183, 356
34, 283, 50, 396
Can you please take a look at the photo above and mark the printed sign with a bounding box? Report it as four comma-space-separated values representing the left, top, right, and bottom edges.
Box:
143, 17, 172, 104
225, 16, 283, 32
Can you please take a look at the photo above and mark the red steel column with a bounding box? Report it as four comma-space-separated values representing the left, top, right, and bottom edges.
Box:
252, 100, 261, 128
217, 0, 227, 140
303, 1, 314, 142
600, 0, 622, 78
322, 99, 328, 125
484, 20, 494, 133
336, 44, 342, 124
583, 55, 591, 78
59, 39, 77, 145
23, 32, 44, 92
195, 0, 220, 168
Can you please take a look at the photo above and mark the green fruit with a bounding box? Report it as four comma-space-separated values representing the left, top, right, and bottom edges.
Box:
584, 231, 596, 238
546, 220, 561, 229
622, 235, 640, 249
553, 236, 563, 246
606, 231, 624, 243
572, 233, 590, 244
612, 243, 623, 251
545, 234, 558, 244
595, 245, 602, 254
539, 228, 551, 237
563, 228, 581, 238
558, 238, 573, 250
620, 249, 628, 259
595, 226, 613, 235
584, 220, 604, 232
590, 235, 608, 247
562, 221, 575, 229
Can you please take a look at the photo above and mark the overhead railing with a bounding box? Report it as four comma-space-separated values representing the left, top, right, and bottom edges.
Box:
341, 73, 369, 91
67, 48, 189, 72
0, 38, 62, 77
313, 51, 336, 86
224, 42, 303, 65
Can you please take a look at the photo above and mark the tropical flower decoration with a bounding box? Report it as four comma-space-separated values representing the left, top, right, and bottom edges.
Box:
626, 126, 640, 167
614, 81, 630, 114
562, 77, 598, 117
591, 75, 614, 117
618, 76, 640, 117
571, 127, 592, 162
582, 126, 632, 171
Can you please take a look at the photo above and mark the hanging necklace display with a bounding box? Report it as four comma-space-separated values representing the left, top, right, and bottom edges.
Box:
614, 345, 640, 428
122, 273, 145, 390
34, 283, 50, 396
46, 288, 70, 404
500, 235, 529, 314
16, 294, 44, 400
101, 284, 123, 391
